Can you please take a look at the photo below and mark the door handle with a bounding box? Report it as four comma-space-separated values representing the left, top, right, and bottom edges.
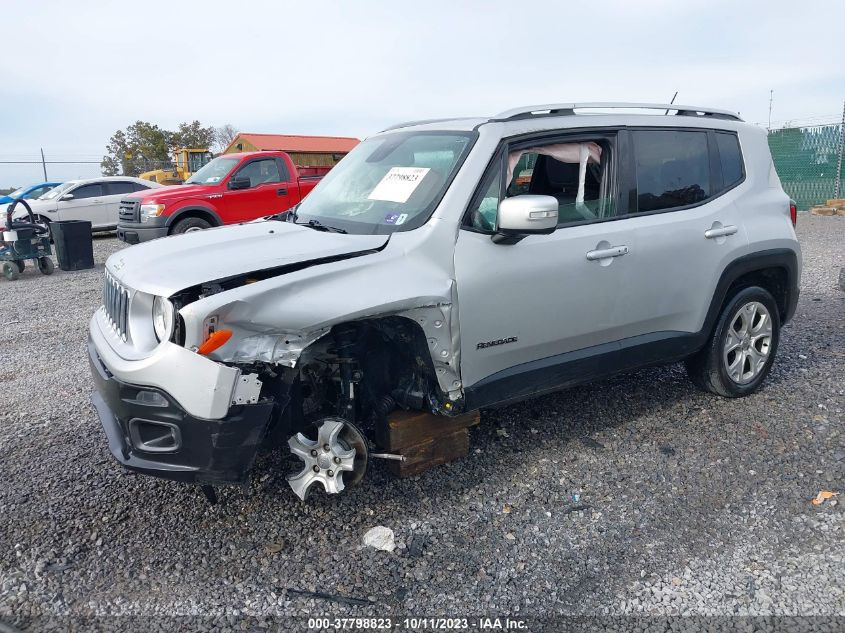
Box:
704, 225, 737, 239
586, 245, 628, 261
277, 188, 288, 196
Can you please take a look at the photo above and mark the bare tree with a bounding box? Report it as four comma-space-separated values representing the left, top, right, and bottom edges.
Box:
214, 124, 239, 153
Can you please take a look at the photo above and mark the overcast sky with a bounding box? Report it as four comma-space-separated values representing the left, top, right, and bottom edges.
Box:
1, 0, 843, 187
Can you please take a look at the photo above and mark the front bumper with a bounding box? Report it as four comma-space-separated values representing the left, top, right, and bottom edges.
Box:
117, 223, 168, 244
89, 337, 274, 484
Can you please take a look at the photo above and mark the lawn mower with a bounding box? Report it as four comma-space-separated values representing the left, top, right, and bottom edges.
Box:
0, 198, 54, 280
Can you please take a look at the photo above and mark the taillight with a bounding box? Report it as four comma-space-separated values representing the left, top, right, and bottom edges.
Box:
789, 201, 797, 227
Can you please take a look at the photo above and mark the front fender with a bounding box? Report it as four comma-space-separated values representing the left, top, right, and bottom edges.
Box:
178, 224, 464, 399
165, 203, 224, 227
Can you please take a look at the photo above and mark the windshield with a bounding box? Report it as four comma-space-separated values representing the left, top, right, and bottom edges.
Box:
293, 131, 474, 234
8, 187, 27, 198
185, 156, 239, 184
39, 181, 75, 200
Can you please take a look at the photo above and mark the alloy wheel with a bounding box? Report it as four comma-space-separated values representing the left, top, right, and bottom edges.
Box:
722, 301, 773, 384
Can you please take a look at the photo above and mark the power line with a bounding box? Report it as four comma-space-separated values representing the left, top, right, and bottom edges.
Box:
0, 160, 102, 164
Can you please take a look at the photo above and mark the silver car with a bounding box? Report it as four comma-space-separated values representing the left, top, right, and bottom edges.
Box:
5, 176, 161, 232
88, 103, 801, 501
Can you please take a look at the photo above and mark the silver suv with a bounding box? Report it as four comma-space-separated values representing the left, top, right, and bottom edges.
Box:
88, 103, 801, 501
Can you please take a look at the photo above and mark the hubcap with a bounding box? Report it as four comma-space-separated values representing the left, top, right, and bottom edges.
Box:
287, 418, 356, 500
185, 226, 203, 233
723, 301, 773, 384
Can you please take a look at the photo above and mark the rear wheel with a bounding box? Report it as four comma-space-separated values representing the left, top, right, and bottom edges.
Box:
685, 286, 780, 397
15, 260, 25, 273
171, 217, 212, 235
37, 257, 54, 275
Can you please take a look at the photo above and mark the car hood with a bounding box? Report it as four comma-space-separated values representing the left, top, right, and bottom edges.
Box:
106, 219, 389, 296
127, 183, 215, 203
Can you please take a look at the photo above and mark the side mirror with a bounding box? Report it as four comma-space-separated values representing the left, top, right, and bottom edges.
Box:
228, 176, 251, 190
493, 195, 558, 244
60, 193, 74, 201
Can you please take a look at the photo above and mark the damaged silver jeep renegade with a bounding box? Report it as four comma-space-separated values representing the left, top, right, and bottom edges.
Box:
89, 103, 801, 500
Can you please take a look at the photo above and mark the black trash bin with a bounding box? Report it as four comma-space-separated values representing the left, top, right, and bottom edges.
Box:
52, 220, 95, 271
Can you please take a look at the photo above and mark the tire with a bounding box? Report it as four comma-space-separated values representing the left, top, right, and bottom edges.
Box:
3, 261, 19, 281
36, 216, 53, 242
37, 257, 55, 275
685, 286, 780, 397
16, 260, 25, 273
171, 217, 212, 235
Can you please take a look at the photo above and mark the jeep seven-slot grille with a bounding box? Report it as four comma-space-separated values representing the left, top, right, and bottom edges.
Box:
103, 269, 130, 341
118, 199, 139, 223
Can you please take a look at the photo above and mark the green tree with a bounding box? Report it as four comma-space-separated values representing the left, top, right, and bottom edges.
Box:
171, 121, 216, 151
101, 122, 171, 177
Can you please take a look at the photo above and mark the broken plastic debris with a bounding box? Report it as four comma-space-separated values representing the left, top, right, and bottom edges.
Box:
502, 504, 512, 514
811, 491, 839, 506
363, 526, 396, 552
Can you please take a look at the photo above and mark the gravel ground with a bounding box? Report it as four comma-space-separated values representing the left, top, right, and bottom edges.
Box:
0, 217, 843, 630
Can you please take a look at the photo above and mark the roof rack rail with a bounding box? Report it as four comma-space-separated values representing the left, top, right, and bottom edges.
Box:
491, 102, 742, 122
380, 117, 480, 132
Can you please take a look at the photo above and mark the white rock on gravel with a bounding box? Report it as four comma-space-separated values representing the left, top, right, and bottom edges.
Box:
362, 526, 396, 552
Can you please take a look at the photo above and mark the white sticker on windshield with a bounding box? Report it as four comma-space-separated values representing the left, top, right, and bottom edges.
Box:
367, 167, 430, 203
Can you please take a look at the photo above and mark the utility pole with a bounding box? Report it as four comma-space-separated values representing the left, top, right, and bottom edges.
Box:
767, 90, 774, 130
835, 99, 845, 199
40, 148, 48, 181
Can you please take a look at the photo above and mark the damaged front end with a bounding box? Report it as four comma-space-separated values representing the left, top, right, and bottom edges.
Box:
90, 227, 467, 500
88, 333, 292, 486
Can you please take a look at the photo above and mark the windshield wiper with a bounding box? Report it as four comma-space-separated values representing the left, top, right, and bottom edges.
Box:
295, 218, 347, 234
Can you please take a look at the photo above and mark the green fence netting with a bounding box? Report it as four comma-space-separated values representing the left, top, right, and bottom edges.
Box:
768, 124, 843, 210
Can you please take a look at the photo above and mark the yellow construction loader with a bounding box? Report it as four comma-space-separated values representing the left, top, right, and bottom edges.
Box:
140, 148, 213, 185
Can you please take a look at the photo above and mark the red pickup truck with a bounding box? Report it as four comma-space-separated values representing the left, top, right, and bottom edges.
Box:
116, 151, 330, 244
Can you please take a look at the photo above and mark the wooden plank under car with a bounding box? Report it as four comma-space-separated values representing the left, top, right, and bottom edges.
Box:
377, 409, 480, 477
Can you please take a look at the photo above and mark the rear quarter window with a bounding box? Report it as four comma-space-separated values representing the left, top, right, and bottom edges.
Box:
716, 132, 744, 188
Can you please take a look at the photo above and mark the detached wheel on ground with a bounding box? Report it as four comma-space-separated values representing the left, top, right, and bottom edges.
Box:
171, 217, 212, 235
37, 257, 54, 275
2, 262, 20, 281
685, 286, 780, 397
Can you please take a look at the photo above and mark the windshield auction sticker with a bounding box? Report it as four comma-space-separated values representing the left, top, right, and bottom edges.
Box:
368, 167, 430, 203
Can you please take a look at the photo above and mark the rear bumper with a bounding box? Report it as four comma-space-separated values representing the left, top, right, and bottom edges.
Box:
117, 223, 168, 244
89, 336, 275, 484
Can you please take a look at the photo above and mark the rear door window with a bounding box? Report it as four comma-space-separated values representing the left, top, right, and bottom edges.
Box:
105, 181, 145, 196
633, 130, 710, 212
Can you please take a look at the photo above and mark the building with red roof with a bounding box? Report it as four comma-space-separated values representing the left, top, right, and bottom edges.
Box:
223, 133, 359, 167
